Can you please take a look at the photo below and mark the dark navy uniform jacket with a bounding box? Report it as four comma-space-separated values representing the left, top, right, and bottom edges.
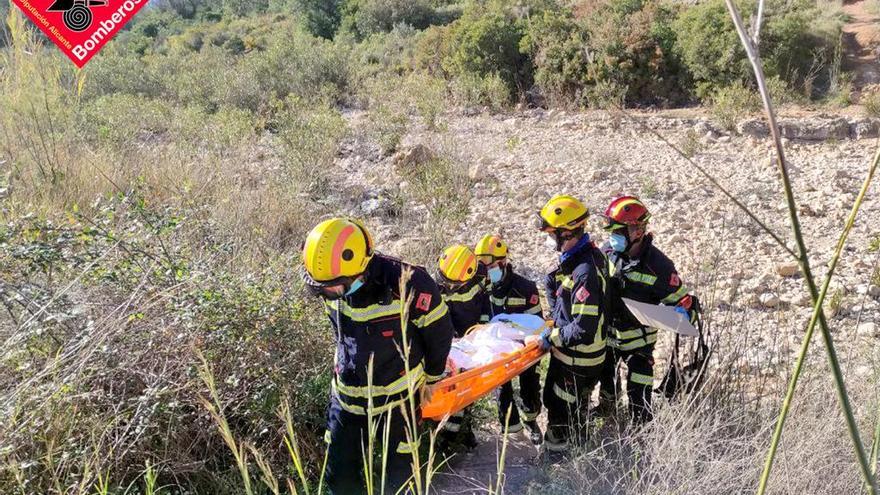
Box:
601, 234, 695, 352
543, 238, 608, 369
440, 278, 490, 337
489, 265, 544, 319
324, 254, 454, 415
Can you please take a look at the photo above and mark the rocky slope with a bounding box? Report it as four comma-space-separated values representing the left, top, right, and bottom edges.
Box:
326, 108, 880, 493
342, 110, 878, 341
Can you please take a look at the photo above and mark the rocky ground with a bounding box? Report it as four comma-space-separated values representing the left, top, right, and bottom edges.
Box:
328, 108, 879, 493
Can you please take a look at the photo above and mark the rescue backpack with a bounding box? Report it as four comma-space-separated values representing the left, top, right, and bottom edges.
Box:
656, 295, 712, 399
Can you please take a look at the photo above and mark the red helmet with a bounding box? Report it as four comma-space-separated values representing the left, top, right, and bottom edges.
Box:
602, 196, 651, 230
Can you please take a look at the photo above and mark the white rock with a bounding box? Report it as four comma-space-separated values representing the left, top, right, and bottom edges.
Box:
775, 262, 800, 277
759, 292, 780, 308
468, 162, 487, 181
856, 322, 877, 336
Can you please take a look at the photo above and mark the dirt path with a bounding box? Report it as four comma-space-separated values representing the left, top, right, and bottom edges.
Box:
841, 0, 880, 95
431, 430, 543, 494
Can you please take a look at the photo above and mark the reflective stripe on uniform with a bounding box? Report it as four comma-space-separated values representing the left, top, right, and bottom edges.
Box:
630, 372, 654, 386
414, 302, 449, 328
613, 332, 657, 351
425, 372, 445, 383
507, 297, 526, 305
661, 285, 689, 304
553, 383, 578, 404
615, 328, 644, 340
571, 304, 598, 316
442, 410, 464, 432
551, 347, 605, 367
327, 299, 402, 321
324, 429, 332, 444
506, 422, 524, 433
526, 305, 543, 315
522, 410, 539, 421
625, 271, 657, 285
396, 440, 419, 454
334, 363, 424, 398
332, 388, 409, 415
545, 430, 569, 452
561, 276, 575, 289
443, 284, 483, 303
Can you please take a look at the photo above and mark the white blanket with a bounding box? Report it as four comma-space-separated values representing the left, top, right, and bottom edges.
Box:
447, 314, 546, 371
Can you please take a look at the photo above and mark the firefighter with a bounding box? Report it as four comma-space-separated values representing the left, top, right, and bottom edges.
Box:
474, 234, 544, 445
526, 195, 608, 456
434, 244, 489, 450
301, 218, 454, 495
597, 196, 697, 425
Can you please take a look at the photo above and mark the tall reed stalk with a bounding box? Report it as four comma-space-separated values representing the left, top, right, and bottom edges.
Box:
720, 1, 879, 493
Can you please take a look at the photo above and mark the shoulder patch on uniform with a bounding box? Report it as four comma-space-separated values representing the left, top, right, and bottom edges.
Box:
416, 292, 432, 311
669, 273, 681, 287
575, 287, 590, 302
530, 294, 540, 305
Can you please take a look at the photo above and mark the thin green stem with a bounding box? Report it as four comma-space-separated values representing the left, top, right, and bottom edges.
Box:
722, 1, 880, 492
871, 397, 880, 478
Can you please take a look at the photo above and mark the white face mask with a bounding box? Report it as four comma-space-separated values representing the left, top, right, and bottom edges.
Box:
544, 235, 558, 250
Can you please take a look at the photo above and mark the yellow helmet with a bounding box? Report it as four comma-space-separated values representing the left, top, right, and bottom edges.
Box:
302, 218, 374, 286
537, 194, 589, 231
474, 234, 508, 264
437, 244, 478, 285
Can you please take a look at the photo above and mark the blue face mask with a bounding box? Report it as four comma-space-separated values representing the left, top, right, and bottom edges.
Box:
345, 278, 364, 296
488, 266, 503, 284
609, 233, 628, 253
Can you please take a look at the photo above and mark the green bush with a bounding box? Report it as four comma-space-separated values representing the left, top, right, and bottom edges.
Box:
864, 88, 880, 118
450, 72, 511, 111
342, 0, 440, 38
440, 6, 532, 99
710, 84, 760, 131
279, 0, 345, 39
273, 97, 348, 193
674, 0, 839, 99
352, 25, 422, 80
83, 51, 163, 99
521, 0, 689, 107
519, 9, 592, 106
362, 76, 410, 154
75, 94, 175, 148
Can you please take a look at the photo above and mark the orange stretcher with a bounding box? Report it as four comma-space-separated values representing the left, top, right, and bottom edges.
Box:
421, 336, 548, 421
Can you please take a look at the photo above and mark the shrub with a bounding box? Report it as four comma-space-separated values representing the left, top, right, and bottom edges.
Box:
521, 0, 690, 108
520, 9, 592, 106
405, 72, 448, 129
862, 87, 880, 117
342, 0, 439, 39
710, 84, 761, 131
674, 0, 840, 100
281, 0, 345, 39
352, 24, 423, 81
396, 153, 472, 263
581, 0, 690, 106
75, 94, 175, 148
273, 97, 347, 194
441, 7, 532, 100
450, 72, 511, 111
